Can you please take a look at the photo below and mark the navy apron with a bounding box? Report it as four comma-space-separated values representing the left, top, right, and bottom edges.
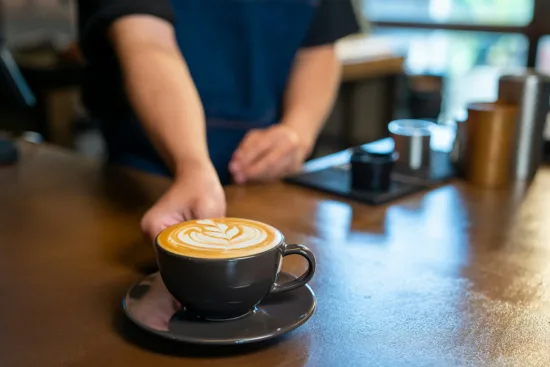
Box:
105, 0, 319, 184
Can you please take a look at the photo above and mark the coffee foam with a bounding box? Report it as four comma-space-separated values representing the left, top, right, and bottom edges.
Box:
156, 218, 283, 259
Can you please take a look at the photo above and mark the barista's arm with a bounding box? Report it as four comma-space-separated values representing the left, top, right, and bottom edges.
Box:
79, 0, 211, 173
229, 0, 360, 183
109, 16, 210, 173
79, 1, 225, 240
282, 0, 361, 152
280, 44, 341, 156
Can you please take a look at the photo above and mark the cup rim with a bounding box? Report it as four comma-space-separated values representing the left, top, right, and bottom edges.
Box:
155, 238, 285, 262
154, 218, 286, 262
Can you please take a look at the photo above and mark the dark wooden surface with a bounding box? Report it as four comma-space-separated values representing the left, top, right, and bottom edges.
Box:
1, 143, 550, 366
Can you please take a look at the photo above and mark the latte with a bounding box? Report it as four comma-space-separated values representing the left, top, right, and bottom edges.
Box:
156, 218, 283, 259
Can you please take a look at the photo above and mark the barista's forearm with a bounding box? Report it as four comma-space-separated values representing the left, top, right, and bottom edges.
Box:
282, 44, 342, 153
110, 15, 209, 174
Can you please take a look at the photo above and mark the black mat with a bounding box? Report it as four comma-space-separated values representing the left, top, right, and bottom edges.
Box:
286, 147, 456, 206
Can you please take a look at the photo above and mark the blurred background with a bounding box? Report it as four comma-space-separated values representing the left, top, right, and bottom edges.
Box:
1, 0, 549, 159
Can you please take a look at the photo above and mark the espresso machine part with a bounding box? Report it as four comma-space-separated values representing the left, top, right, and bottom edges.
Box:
498, 71, 550, 180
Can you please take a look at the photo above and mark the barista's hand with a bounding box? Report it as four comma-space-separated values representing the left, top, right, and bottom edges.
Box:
141, 159, 226, 243
229, 123, 312, 184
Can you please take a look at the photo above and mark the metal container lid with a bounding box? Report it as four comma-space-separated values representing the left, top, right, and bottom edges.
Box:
499, 69, 550, 84
388, 119, 434, 137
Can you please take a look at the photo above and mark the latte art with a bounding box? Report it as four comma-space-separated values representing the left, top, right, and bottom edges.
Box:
157, 218, 283, 259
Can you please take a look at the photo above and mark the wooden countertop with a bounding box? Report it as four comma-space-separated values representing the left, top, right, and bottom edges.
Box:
1, 143, 549, 366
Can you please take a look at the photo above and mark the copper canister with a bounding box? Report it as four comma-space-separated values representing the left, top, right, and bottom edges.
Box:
464, 102, 519, 188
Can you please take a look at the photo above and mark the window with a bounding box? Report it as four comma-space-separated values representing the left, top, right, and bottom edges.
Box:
364, 0, 535, 26
373, 28, 528, 118
363, 0, 544, 120
373, 28, 527, 75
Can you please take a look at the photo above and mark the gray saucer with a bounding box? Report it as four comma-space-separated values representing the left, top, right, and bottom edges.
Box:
122, 272, 316, 345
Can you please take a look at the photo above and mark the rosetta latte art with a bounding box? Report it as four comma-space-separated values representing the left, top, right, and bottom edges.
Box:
158, 218, 282, 258
177, 219, 267, 250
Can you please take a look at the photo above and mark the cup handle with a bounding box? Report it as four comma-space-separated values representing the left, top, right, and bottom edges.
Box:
270, 243, 316, 294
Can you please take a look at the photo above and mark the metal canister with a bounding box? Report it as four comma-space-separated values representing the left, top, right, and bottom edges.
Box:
498, 71, 550, 180
388, 119, 434, 177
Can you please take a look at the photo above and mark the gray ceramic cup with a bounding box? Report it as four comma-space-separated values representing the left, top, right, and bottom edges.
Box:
156, 220, 316, 321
